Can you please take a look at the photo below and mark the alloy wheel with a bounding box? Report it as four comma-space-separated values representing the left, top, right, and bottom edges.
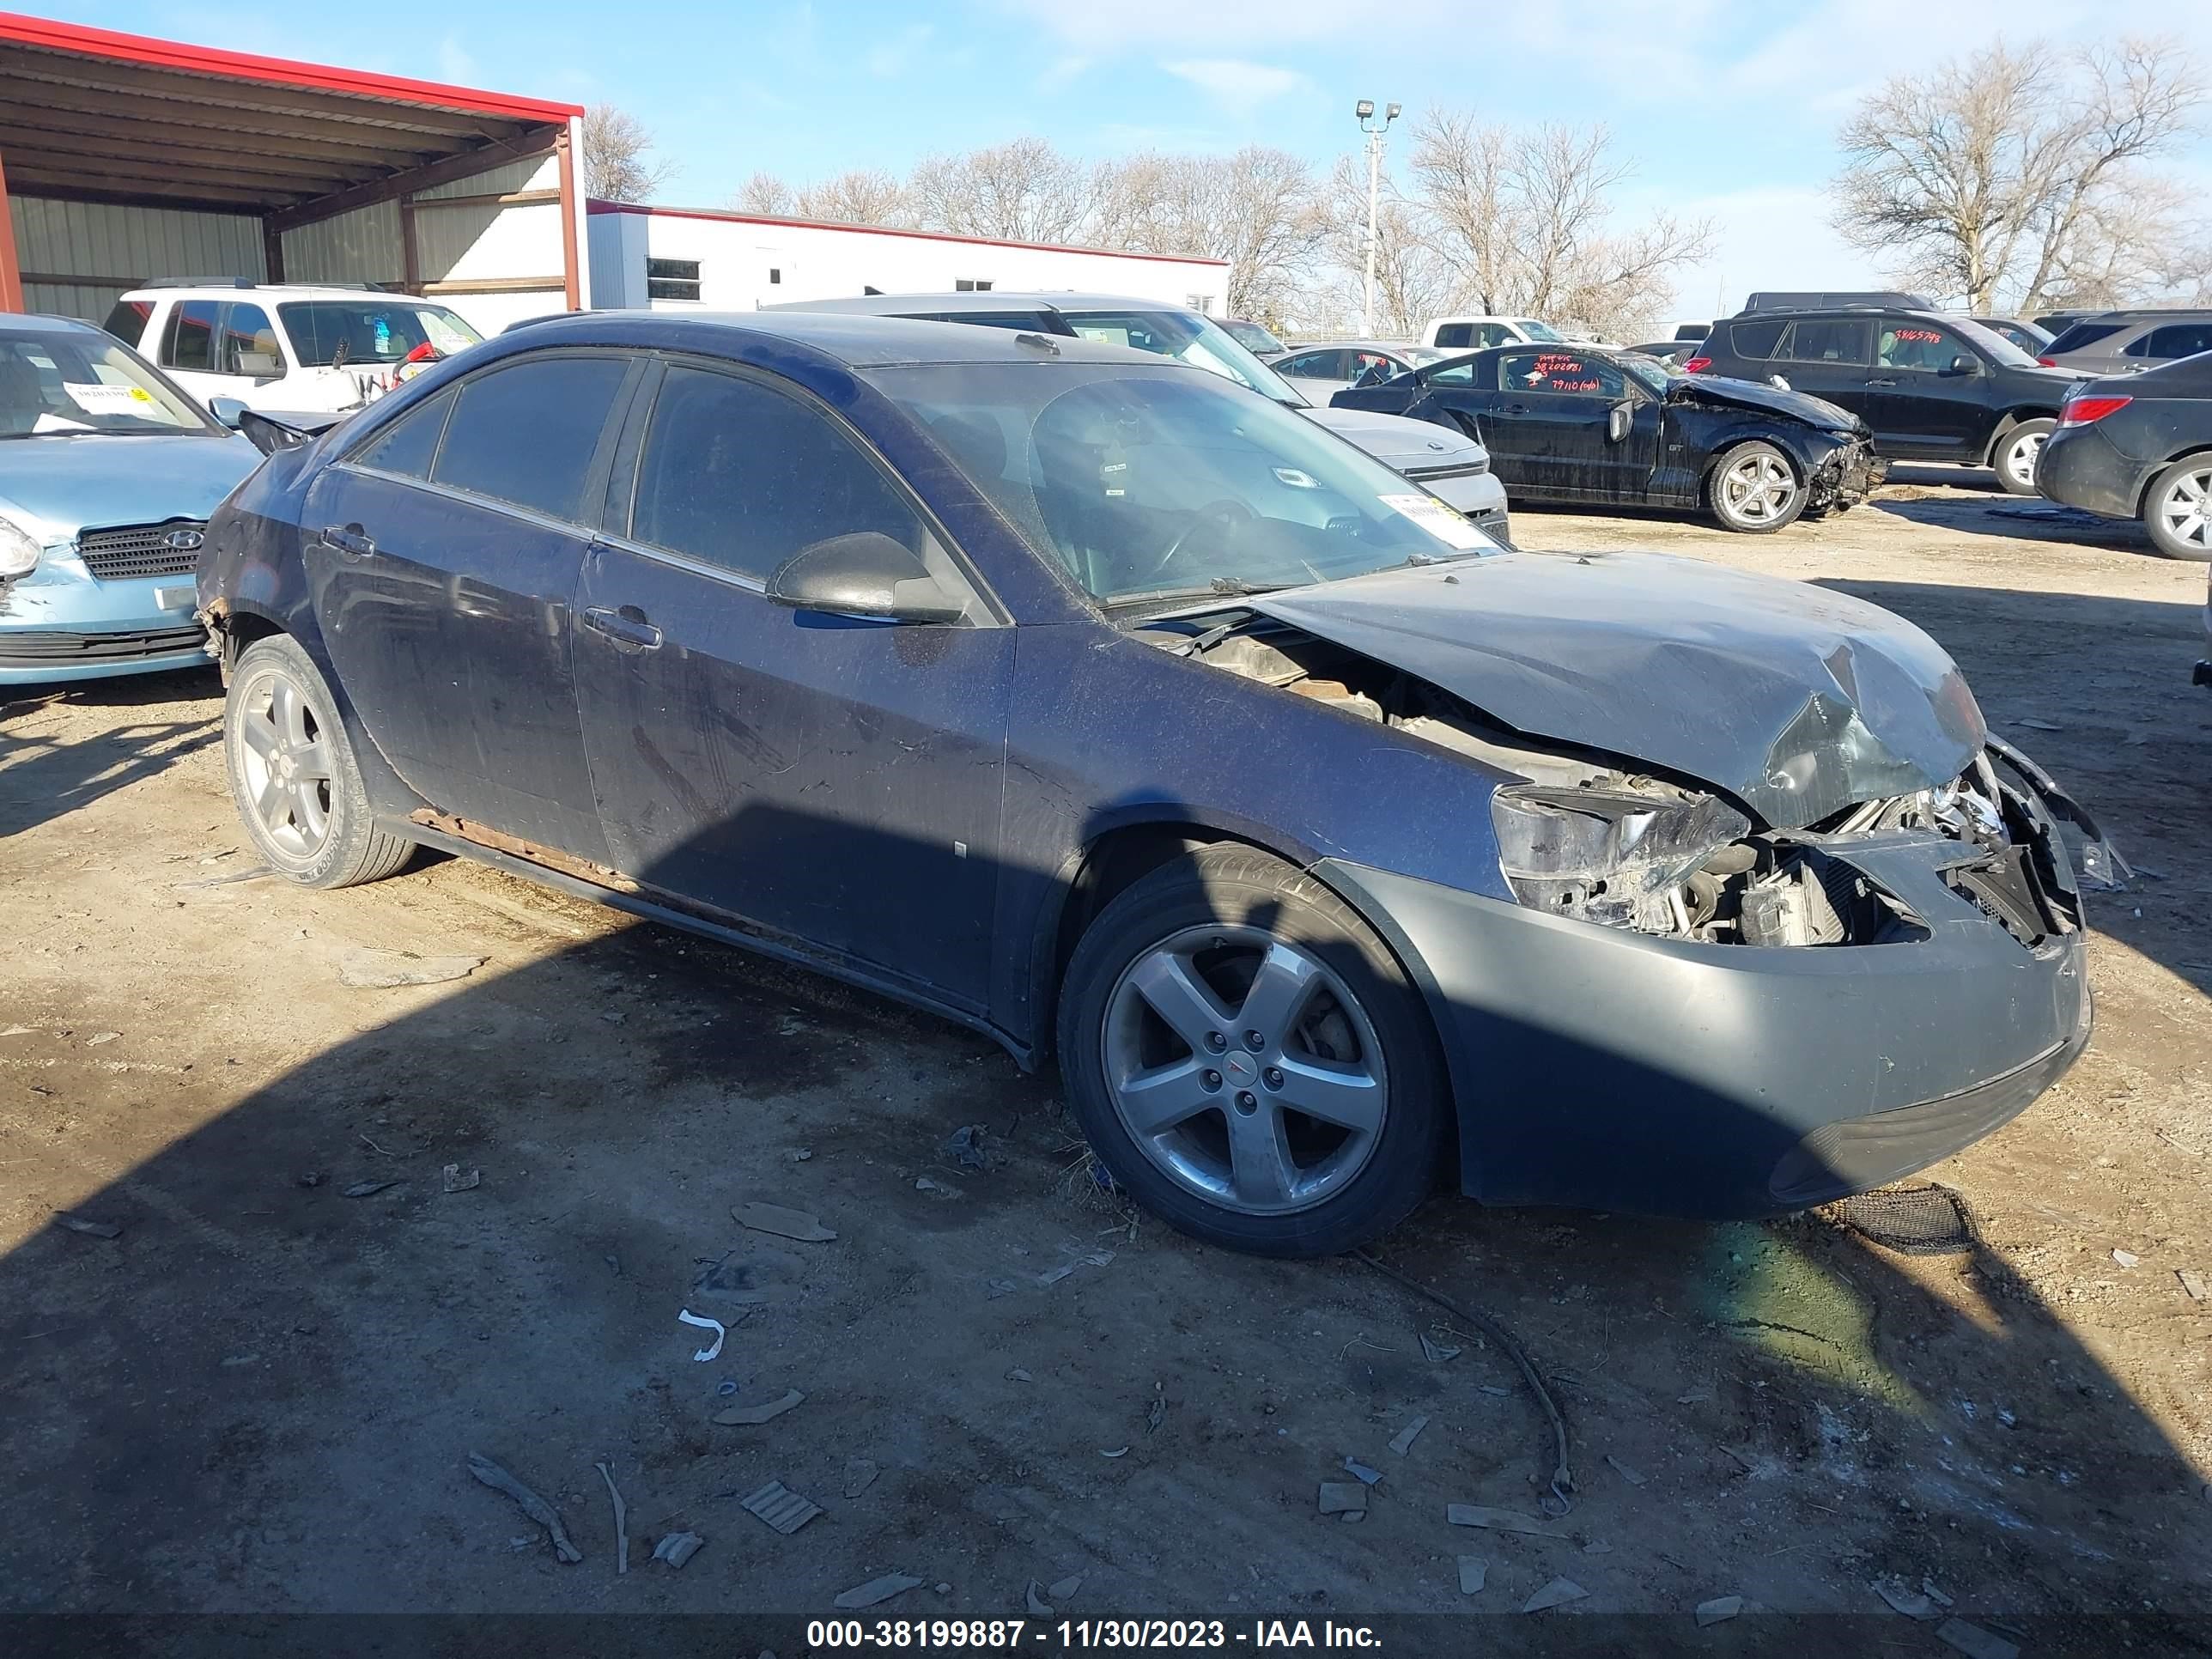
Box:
236, 667, 334, 860
2003, 428, 2046, 491
2157, 466, 2212, 552
1100, 924, 1387, 1216
1721, 452, 1796, 523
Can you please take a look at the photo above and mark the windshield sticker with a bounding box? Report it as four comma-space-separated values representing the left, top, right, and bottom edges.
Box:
1380, 492, 1490, 550
64, 382, 154, 414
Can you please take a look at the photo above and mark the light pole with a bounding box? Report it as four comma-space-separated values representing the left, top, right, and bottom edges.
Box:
1356, 99, 1401, 337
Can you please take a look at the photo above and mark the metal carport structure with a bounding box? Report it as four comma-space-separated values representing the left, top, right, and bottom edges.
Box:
0, 11, 586, 325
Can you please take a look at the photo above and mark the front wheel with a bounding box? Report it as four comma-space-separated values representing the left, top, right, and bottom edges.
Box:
2144, 452, 2212, 561
1707, 441, 1807, 533
1056, 846, 1446, 1257
1993, 418, 2055, 496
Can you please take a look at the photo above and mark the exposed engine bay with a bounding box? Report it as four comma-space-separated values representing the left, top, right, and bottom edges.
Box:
1142, 613, 2088, 949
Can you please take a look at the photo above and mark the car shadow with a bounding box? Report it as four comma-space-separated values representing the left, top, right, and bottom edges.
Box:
1873, 490, 2160, 555
1, 801, 2205, 1645
0, 667, 222, 841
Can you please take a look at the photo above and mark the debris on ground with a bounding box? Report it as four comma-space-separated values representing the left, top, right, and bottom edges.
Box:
1696, 1595, 1742, 1626
941, 1124, 990, 1171
1923, 1578, 1954, 1607
1006, 1368, 1035, 1382
595, 1461, 629, 1575
466, 1453, 581, 1563
1457, 1558, 1486, 1595
1146, 1386, 1166, 1436
732, 1202, 836, 1242
1583, 1540, 1612, 1554
2112, 1248, 2141, 1268
2012, 717, 2063, 732
1025, 1580, 1053, 1615
1039, 1248, 1114, 1286
1837, 1185, 1975, 1255
342, 1180, 398, 1199
985, 1278, 1020, 1299
714, 1389, 804, 1426
1387, 1415, 1429, 1456
1873, 1577, 1940, 1620
1605, 1455, 1646, 1487
1343, 1458, 1382, 1486
1048, 1573, 1084, 1601
914, 1176, 961, 1197
1936, 1619, 2020, 1659
1099, 1446, 1129, 1459
1448, 1504, 1552, 1535
336, 948, 486, 988
1318, 1482, 1369, 1517
739, 1480, 821, 1535
1522, 1577, 1586, 1613
441, 1163, 481, 1193
652, 1531, 703, 1570
86, 1030, 119, 1046
788, 1147, 813, 1162
2179, 1269, 2208, 1301
678, 1309, 727, 1363
842, 1458, 881, 1498
835, 1574, 924, 1609
53, 1212, 122, 1239
1419, 1331, 1463, 1364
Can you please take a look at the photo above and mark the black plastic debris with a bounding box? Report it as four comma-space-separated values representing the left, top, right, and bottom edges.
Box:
1838, 1184, 1977, 1255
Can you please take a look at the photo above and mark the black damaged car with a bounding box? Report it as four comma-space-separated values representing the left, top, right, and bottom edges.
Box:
198, 312, 2103, 1257
1329, 342, 1874, 532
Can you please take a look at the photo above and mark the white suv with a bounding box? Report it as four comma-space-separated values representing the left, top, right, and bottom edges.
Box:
1421, 315, 1567, 351
102, 283, 484, 415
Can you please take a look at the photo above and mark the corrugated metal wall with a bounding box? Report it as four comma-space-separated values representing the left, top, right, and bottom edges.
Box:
11, 195, 264, 321
281, 199, 404, 286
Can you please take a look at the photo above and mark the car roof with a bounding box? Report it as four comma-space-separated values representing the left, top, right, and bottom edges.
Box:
116, 283, 414, 301
489, 308, 1179, 370
1279, 339, 1419, 353
1, 311, 101, 336
770, 291, 1208, 317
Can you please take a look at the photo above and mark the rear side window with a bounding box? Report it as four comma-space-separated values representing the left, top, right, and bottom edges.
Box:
164, 301, 221, 372
1278, 349, 1345, 379
1496, 349, 1625, 397
219, 304, 283, 377
1780, 319, 1872, 364
350, 387, 456, 481
1727, 319, 1787, 359
2136, 323, 2212, 361
1427, 360, 1476, 385
2045, 320, 2125, 355
628, 364, 924, 584
101, 300, 153, 346
432, 356, 629, 524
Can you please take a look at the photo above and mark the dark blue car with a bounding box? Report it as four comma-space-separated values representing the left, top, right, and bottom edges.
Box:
199, 311, 2104, 1256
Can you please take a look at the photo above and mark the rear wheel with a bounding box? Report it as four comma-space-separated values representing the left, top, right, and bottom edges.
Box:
226, 635, 413, 888
1057, 845, 1446, 1257
1707, 441, 1806, 532
2144, 452, 2212, 561
1993, 418, 2055, 496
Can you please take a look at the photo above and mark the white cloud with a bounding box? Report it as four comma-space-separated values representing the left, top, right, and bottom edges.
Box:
1163, 58, 1306, 118
434, 33, 477, 85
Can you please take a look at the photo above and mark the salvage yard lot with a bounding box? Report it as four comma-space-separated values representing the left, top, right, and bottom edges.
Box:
3, 471, 2209, 1638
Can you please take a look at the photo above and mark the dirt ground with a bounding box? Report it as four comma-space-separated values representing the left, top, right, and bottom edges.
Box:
3, 467, 2209, 1650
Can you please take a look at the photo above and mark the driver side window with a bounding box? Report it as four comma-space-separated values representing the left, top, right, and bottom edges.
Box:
1495, 350, 1625, 397
1875, 324, 1960, 372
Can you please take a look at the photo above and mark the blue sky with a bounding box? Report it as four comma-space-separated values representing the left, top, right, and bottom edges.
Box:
39, 0, 2212, 318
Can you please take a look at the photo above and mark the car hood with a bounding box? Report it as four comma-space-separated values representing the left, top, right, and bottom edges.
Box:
1245, 550, 1986, 830
0, 432, 261, 539
1304, 403, 1491, 466
1671, 374, 1862, 433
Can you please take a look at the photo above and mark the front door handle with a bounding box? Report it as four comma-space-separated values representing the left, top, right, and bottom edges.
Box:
1503, 403, 1533, 415
1865, 377, 1898, 388
581, 604, 663, 651
320, 523, 376, 558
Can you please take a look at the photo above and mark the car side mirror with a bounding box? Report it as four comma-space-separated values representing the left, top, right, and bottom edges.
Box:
1607, 401, 1633, 442
766, 532, 969, 624
208, 395, 247, 428
1948, 354, 1980, 375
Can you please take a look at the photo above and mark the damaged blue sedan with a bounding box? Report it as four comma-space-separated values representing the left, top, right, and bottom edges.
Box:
198, 313, 2103, 1256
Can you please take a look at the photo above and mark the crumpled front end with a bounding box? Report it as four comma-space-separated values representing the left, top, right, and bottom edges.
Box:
1806, 434, 1875, 516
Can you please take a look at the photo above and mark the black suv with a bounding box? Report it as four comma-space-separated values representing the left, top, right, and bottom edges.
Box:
1689, 307, 2082, 494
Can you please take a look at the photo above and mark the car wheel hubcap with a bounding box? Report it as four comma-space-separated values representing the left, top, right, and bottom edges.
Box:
2006, 430, 2045, 487
1101, 924, 1387, 1217
2160, 468, 2212, 549
1723, 453, 1795, 521
237, 669, 333, 859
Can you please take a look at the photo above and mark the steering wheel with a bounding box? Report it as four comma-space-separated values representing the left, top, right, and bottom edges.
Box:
1143, 499, 1255, 585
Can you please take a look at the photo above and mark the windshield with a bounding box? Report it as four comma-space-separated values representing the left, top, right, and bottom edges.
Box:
1401, 344, 1453, 367
1, 326, 214, 439
1620, 354, 1672, 395
1218, 318, 1286, 355
277, 300, 483, 368
869, 361, 1502, 607
1055, 307, 1310, 409
1515, 319, 1565, 343
1946, 317, 2038, 368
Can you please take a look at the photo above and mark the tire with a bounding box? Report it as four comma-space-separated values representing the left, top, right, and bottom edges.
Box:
1706, 441, 1807, 533
1992, 417, 2055, 496
1056, 844, 1447, 1257
225, 635, 414, 889
2143, 452, 2212, 561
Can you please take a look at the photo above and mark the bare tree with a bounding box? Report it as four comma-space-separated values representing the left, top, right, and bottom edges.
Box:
731, 172, 795, 216
1097, 149, 1325, 326
905, 138, 1101, 243
580, 105, 678, 204
795, 168, 912, 227
1407, 113, 1712, 337
1313, 156, 1456, 336
1832, 38, 2206, 311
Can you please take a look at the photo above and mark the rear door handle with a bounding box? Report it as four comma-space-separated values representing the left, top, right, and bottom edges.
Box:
1503, 403, 1532, 415
581, 604, 663, 651
320, 523, 376, 558
1865, 378, 1898, 388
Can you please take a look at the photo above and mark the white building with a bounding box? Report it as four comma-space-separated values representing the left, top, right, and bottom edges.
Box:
587, 202, 1230, 316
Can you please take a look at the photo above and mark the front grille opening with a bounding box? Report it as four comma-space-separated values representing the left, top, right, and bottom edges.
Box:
1948, 844, 2061, 945
77, 520, 206, 581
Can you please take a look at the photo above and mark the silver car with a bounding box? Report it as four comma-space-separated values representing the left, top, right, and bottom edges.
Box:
1269, 340, 1454, 400
2, 313, 261, 685
772, 294, 1512, 545
2039, 310, 2212, 375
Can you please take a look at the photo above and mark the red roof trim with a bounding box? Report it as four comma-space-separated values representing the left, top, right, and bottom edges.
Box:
586, 199, 1231, 269
0, 10, 584, 124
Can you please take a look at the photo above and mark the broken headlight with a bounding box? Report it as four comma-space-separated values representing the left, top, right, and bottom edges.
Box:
1492, 782, 1751, 933
0, 514, 40, 581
